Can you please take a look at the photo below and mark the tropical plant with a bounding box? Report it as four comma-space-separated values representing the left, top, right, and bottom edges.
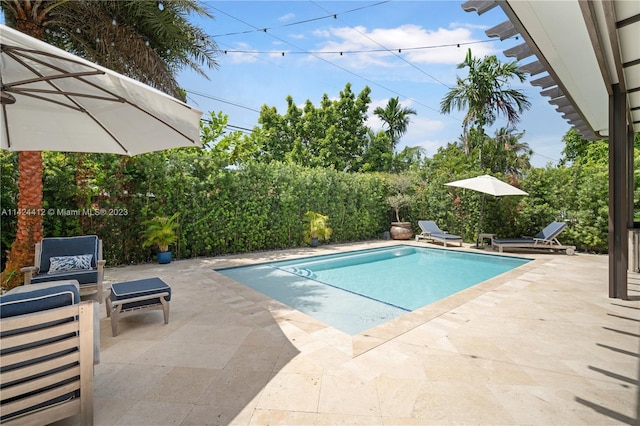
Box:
142, 213, 179, 253
302, 211, 332, 245
255, 83, 372, 171
386, 174, 415, 222
440, 48, 531, 155
373, 97, 417, 151
477, 127, 532, 176
0, 0, 218, 288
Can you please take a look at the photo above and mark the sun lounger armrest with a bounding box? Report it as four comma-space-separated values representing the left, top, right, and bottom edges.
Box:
20, 266, 39, 285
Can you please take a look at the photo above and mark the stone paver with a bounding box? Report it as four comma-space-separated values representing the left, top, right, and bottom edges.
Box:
54, 241, 638, 425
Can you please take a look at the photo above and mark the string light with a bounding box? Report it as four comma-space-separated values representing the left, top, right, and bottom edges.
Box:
218, 37, 505, 56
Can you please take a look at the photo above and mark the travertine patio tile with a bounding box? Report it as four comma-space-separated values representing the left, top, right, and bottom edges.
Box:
91, 243, 638, 425
248, 409, 318, 425
412, 381, 516, 424
183, 401, 257, 426
419, 350, 535, 385
314, 412, 384, 425
223, 344, 283, 373
89, 397, 137, 426
256, 372, 322, 412
144, 367, 219, 404
136, 341, 240, 369
95, 363, 173, 399
163, 323, 253, 346
317, 373, 381, 416
197, 368, 270, 411
375, 376, 423, 418
97, 339, 157, 364
113, 400, 193, 425
485, 383, 607, 425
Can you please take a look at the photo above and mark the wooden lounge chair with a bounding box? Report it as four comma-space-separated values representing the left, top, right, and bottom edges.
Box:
415, 220, 463, 247
0, 280, 96, 425
491, 221, 576, 255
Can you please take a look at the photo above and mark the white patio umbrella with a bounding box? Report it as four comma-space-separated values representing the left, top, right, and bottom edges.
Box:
0, 24, 202, 155
445, 174, 528, 247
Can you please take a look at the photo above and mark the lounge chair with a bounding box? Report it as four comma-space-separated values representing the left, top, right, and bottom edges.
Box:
415, 220, 463, 247
491, 221, 576, 255
0, 280, 97, 425
21, 235, 106, 302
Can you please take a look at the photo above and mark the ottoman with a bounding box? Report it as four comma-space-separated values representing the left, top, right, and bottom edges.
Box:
106, 277, 171, 336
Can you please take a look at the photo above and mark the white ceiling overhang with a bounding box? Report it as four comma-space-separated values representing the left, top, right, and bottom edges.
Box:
462, 0, 640, 140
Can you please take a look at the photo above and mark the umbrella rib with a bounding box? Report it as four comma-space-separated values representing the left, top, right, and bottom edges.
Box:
1, 102, 10, 149
2, 44, 107, 80
86, 113, 130, 154
10, 87, 125, 103
4, 47, 122, 99
2, 39, 199, 151
3, 47, 130, 153
7, 44, 196, 144
9, 91, 87, 112
3, 44, 101, 68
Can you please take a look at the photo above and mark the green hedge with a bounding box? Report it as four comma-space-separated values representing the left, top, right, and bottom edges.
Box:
1, 152, 389, 266
1, 147, 613, 270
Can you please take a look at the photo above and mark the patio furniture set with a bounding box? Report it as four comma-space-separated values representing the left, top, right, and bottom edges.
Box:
0, 236, 171, 425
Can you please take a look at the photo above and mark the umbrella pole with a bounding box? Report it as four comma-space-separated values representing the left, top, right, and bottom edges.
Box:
476, 194, 485, 247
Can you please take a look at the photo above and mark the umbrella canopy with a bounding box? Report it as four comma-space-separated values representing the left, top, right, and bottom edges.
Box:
445, 174, 528, 196
0, 24, 202, 155
445, 174, 528, 247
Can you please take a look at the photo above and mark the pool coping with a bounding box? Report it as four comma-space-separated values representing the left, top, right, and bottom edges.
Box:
209, 240, 549, 357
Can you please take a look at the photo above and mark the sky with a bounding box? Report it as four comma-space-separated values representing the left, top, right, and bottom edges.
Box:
179, 0, 572, 167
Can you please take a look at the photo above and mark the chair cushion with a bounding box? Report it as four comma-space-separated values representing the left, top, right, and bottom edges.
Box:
32, 270, 98, 285
0, 280, 83, 423
0, 280, 80, 318
38, 236, 99, 273
110, 278, 171, 310
48, 254, 93, 274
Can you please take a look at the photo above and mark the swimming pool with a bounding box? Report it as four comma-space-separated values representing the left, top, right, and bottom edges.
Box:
217, 245, 530, 335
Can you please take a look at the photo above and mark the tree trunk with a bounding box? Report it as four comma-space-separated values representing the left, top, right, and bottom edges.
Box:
2, 152, 44, 288
1, 14, 46, 289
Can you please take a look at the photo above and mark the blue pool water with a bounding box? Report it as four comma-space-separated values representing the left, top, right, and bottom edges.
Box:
218, 245, 530, 335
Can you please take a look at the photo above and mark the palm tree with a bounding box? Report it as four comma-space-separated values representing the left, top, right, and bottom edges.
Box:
440, 48, 531, 155
496, 127, 532, 176
373, 97, 417, 151
1, 0, 219, 288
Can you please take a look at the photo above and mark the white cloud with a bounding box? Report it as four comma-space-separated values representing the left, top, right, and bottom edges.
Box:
224, 42, 259, 64
449, 22, 489, 31
311, 24, 499, 69
278, 12, 295, 22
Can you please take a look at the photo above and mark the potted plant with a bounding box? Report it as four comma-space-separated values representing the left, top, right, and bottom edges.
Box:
386, 174, 415, 240
142, 213, 179, 264
303, 210, 332, 247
